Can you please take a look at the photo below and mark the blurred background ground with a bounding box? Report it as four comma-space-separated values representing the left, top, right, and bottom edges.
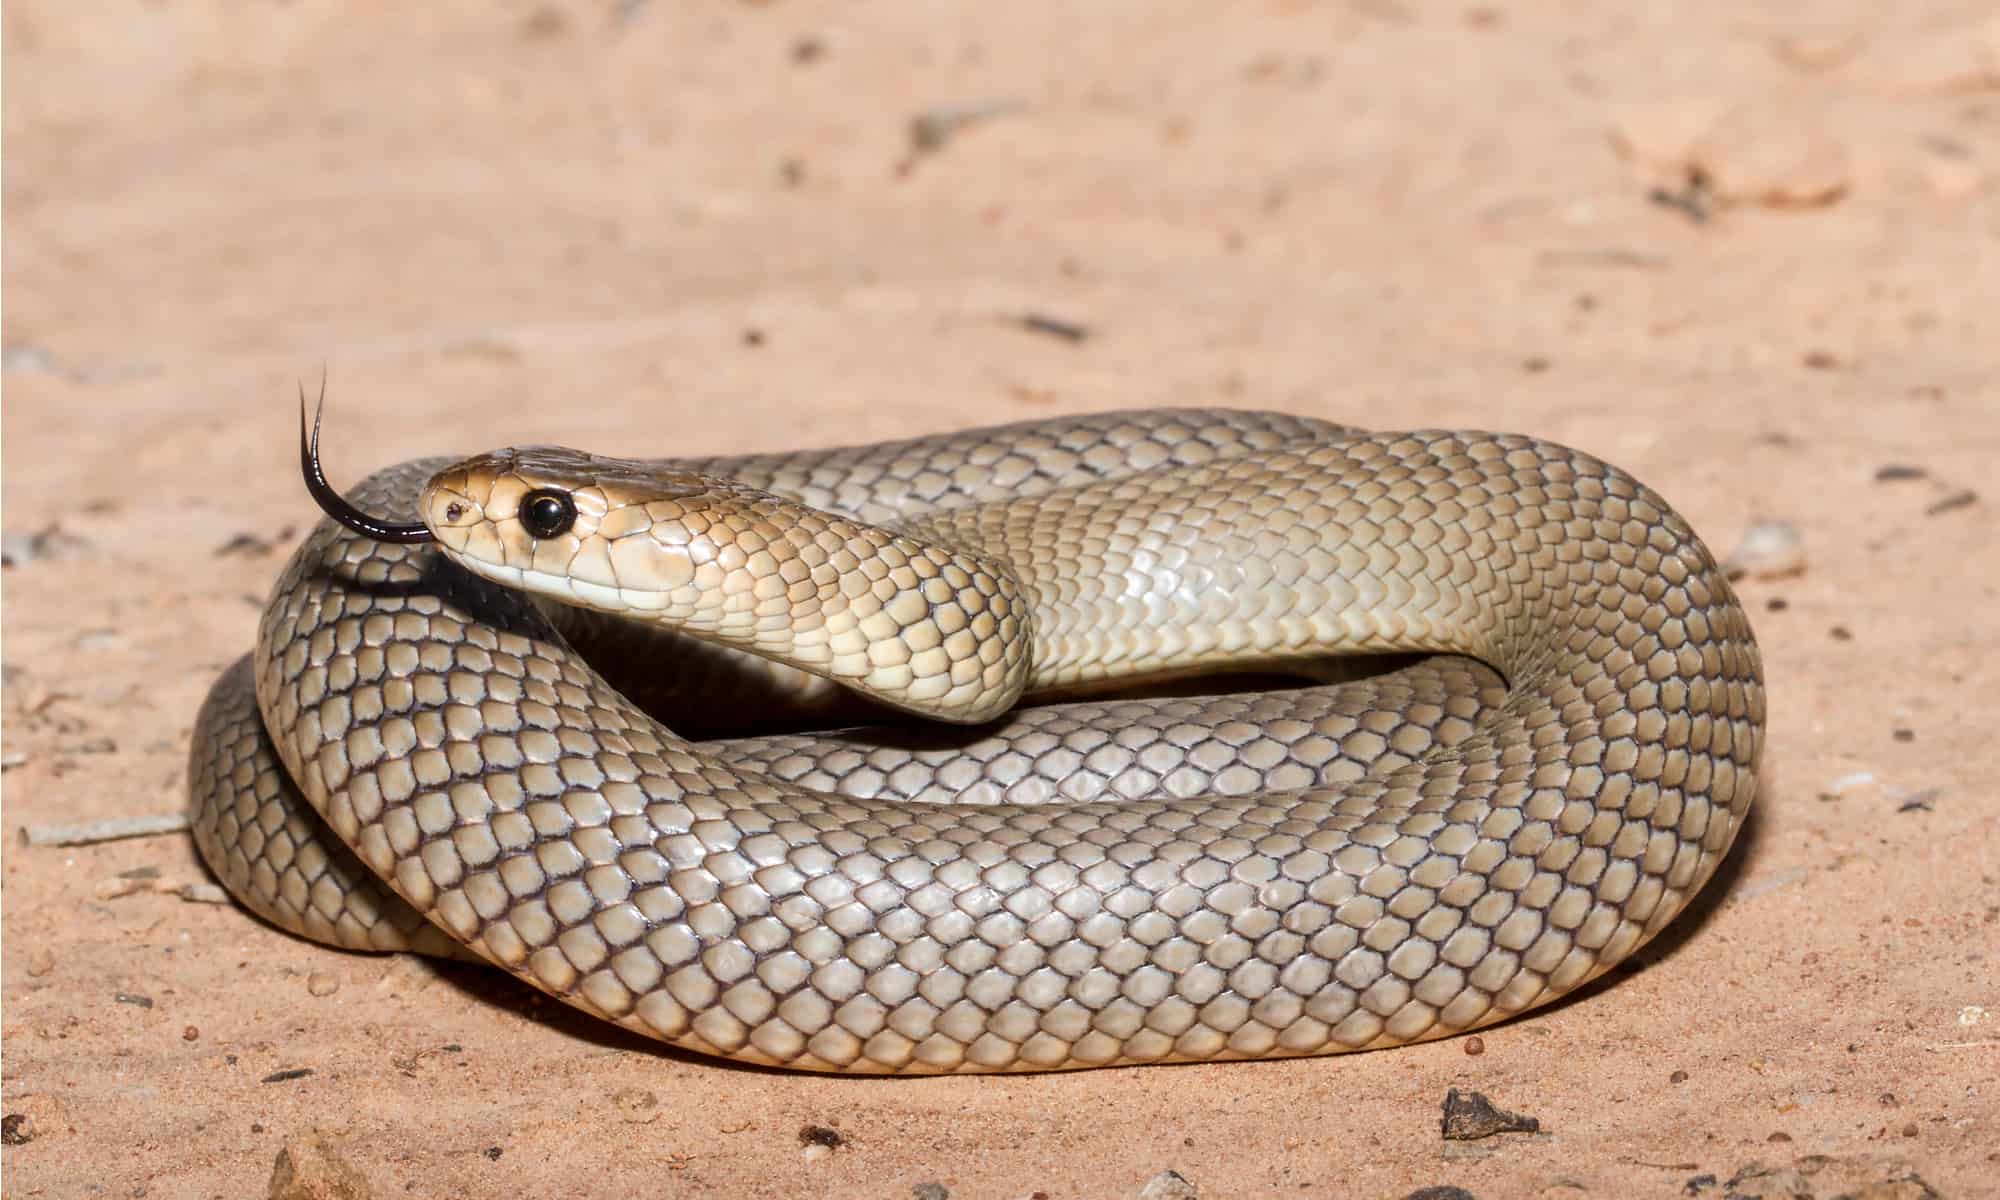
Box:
3, 2, 1997, 1197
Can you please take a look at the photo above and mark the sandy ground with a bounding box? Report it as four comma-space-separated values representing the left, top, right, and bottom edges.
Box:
4, 3, 1998, 1197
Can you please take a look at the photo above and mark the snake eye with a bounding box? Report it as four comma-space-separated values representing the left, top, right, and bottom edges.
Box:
518, 489, 577, 539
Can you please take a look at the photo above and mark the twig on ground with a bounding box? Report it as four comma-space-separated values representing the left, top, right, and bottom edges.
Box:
19, 813, 190, 847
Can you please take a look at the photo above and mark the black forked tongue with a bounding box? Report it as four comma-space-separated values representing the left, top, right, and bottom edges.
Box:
298, 382, 434, 544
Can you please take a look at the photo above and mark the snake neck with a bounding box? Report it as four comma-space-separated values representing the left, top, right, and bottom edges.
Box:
429, 483, 1038, 725
624, 507, 1037, 725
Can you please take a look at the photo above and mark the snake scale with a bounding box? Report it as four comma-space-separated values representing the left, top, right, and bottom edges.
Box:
188, 407, 1763, 1073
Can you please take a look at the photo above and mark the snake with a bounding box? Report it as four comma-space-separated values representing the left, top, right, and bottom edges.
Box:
187, 404, 1763, 1073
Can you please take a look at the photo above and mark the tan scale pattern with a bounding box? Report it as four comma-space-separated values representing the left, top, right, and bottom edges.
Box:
188, 409, 1764, 1073
188, 655, 470, 960
715, 658, 1507, 806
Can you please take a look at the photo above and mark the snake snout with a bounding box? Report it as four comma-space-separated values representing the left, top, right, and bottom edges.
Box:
415, 469, 488, 554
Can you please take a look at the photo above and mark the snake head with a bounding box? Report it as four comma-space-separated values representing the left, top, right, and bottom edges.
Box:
416, 446, 782, 620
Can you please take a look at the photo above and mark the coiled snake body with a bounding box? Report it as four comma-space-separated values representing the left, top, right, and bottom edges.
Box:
189, 409, 1763, 1073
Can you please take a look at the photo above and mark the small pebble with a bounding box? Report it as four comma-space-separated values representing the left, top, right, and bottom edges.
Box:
306, 971, 340, 998
113, 992, 154, 1009
1694, 102, 1851, 208
1614, 96, 1850, 210
1670, 1069, 1690, 1084
908, 97, 1025, 155
1018, 312, 1091, 343
1897, 788, 1941, 813
1736, 866, 1806, 900
27, 947, 55, 977
1136, 1169, 1199, 1199
1924, 489, 1977, 516
801, 1143, 831, 1163
1722, 520, 1806, 580
798, 1125, 844, 1150
1463, 1035, 1485, 1056
1441, 1089, 1541, 1140
183, 1026, 200, 1041
1768, 1131, 1793, 1143
268, 1134, 374, 1200
1874, 464, 1927, 481
912, 1184, 951, 1200
1902, 1123, 1919, 1138
2, 1113, 32, 1145
613, 1088, 659, 1122
1829, 625, 1853, 641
